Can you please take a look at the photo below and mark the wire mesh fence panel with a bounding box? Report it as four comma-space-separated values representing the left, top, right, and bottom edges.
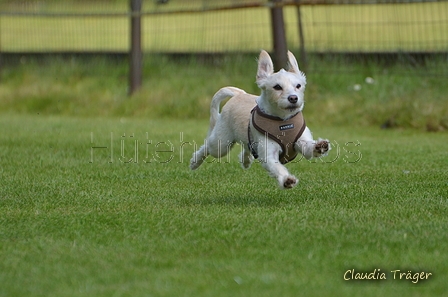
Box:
143, 7, 273, 53
0, 0, 447, 54
1, 15, 128, 52
0, 0, 129, 52
291, 2, 448, 53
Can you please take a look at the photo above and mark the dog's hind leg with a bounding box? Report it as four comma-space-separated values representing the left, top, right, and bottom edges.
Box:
190, 144, 208, 170
190, 87, 245, 170
189, 142, 234, 170
190, 127, 235, 170
206, 128, 235, 159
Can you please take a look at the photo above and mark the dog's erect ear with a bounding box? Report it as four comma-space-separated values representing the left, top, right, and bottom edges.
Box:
257, 50, 274, 82
287, 51, 301, 74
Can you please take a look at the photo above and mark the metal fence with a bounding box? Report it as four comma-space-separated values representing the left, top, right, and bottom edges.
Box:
1, 0, 447, 54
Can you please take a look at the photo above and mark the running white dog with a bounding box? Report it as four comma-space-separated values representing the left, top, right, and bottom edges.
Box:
190, 50, 330, 189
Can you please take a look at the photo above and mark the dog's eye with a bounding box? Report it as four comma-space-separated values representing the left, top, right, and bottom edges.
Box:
273, 84, 282, 91
296, 84, 301, 89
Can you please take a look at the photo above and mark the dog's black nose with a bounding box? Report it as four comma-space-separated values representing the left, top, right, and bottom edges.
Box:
288, 95, 298, 104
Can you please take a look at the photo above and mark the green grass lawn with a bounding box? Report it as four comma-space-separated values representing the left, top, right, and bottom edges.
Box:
1, 114, 447, 296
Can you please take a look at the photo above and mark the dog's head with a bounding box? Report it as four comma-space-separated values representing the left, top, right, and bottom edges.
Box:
256, 50, 307, 119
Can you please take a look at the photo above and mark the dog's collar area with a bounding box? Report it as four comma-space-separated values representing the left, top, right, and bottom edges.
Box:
255, 105, 300, 121
247, 105, 306, 164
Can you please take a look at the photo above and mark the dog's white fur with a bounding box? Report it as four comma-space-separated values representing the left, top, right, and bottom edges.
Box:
190, 50, 330, 189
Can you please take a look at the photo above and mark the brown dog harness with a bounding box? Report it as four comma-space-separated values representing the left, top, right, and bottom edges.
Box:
248, 106, 306, 164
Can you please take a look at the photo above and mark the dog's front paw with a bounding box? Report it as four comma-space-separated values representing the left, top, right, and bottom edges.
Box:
313, 138, 331, 157
280, 175, 298, 189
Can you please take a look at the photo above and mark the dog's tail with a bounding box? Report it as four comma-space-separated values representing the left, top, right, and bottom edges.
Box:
208, 87, 246, 136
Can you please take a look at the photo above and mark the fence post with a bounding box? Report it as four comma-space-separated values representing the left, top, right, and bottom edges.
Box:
269, 0, 287, 70
129, 0, 142, 95
0, 18, 2, 83
295, 0, 307, 72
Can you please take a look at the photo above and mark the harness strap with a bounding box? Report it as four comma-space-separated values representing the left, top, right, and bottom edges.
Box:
247, 106, 306, 164
247, 120, 258, 159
